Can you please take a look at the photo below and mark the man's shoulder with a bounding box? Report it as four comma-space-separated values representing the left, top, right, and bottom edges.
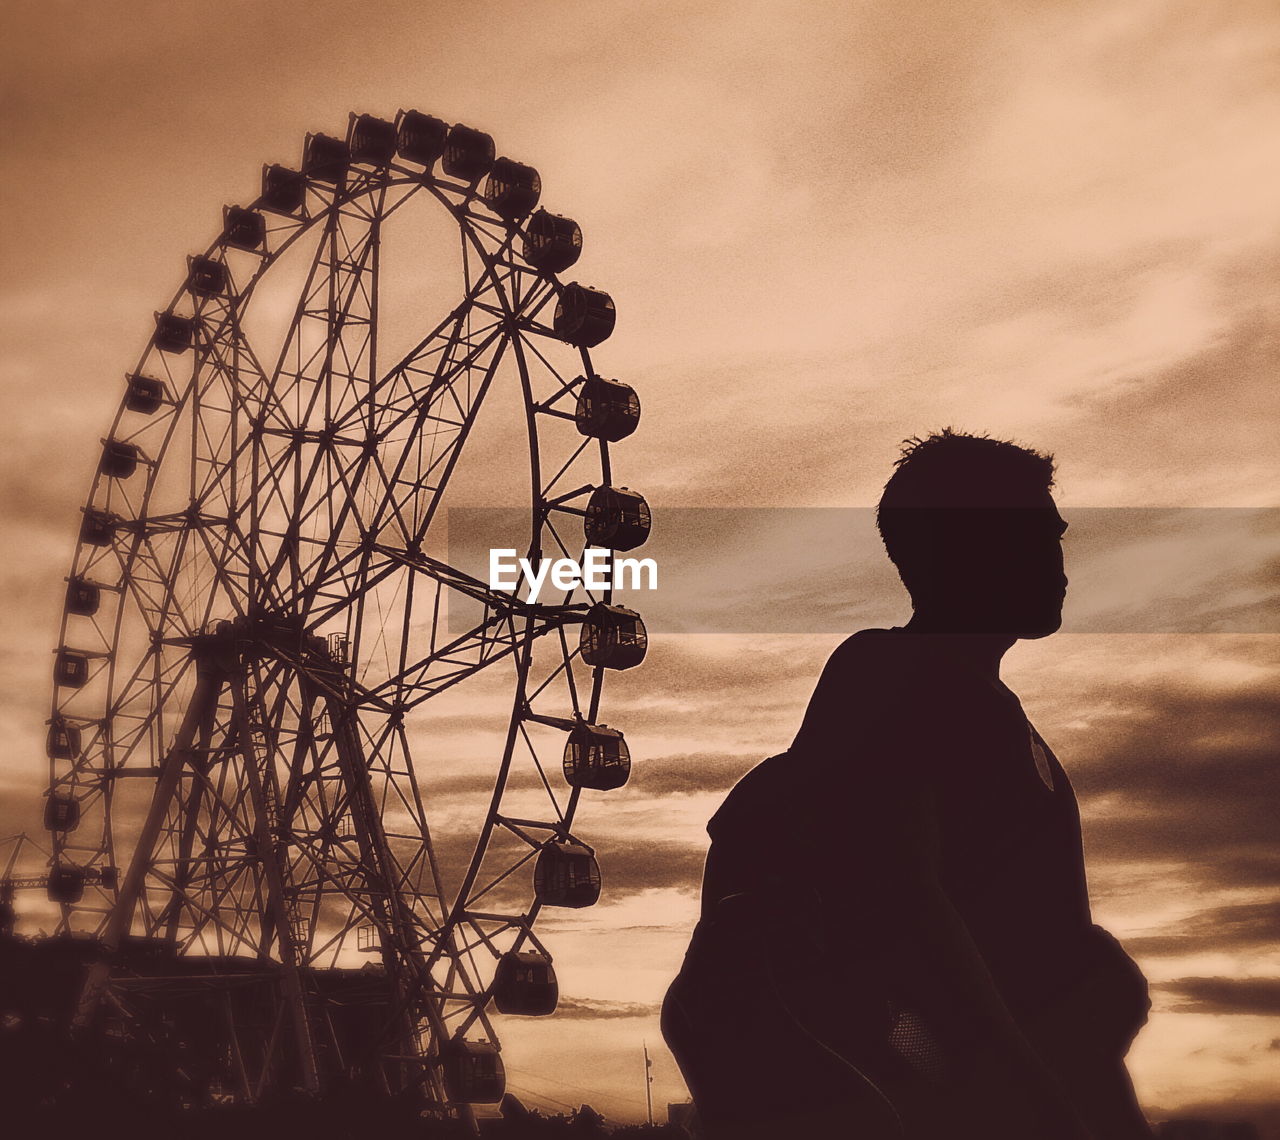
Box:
826, 626, 953, 670
832, 627, 1007, 702
825, 627, 902, 678
812, 627, 959, 714
706, 752, 802, 837
706, 631, 966, 838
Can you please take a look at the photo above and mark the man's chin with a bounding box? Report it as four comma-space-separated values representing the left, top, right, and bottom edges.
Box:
1015, 611, 1064, 640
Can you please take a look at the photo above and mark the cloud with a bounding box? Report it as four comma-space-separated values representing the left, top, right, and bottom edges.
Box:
1160, 977, 1280, 1018
553, 996, 660, 1021
630, 752, 756, 798
1127, 899, 1280, 957
1066, 682, 1280, 892
595, 836, 706, 899
1058, 254, 1280, 505
1143, 1100, 1280, 1139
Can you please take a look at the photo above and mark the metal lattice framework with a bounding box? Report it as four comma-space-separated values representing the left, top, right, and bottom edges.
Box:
40, 112, 647, 1118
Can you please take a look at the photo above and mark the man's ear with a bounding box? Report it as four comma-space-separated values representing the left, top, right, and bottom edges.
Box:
900, 530, 944, 603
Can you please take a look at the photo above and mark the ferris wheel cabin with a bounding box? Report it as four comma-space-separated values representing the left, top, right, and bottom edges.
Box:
43, 792, 80, 834
563, 722, 630, 791
579, 603, 647, 670
442, 1039, 505, 1105
442, 123, 496, 183
585, 485, 651, 552
348, 113, 398, 166
492, 950, 559, 1016
222, 205, 266, 251
53, 649, 91, 689
554, 283, 616, 348
45, 717, 81, 761
523, 209, 583, 274
185, 255, 227, 298
46, 865, 86, 905
534, 841, 602, 909
65, 576, 100, 617
519, 209, 586, 273
260, 164, 306, 214
98, 440, 142, 480
124, 374, 167, 415
395, 109, 448, 167
482, 157, 542, 221
302, 132, 349, 185
153, 312, 197, 354
574, 375, 640, 442
79, 508, 115, 547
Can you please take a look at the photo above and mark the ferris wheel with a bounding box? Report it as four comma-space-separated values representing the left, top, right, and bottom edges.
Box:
38, 111, 649, 1118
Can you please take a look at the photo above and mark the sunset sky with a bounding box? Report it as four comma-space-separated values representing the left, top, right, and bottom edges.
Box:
2, 0, 1279, 1130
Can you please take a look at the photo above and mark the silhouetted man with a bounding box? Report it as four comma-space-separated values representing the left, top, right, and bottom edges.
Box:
663, 431, 1152, 1139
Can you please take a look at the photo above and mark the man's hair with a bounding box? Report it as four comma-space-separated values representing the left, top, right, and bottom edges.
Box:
876, 428, 1056, 589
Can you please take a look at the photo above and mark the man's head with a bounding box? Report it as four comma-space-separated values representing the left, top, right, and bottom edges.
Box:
876, 429, 1067, 639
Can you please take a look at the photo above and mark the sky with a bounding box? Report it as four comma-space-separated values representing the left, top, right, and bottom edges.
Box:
2, 0, 1279, 1129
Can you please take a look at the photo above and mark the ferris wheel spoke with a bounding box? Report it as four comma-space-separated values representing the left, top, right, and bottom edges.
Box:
254, 445, 361, 597
103, 647, 192, 763
358, 307, 510, 484
367, 315, 520, 504
390, 722, 451, 916
243, 442, 331, 604
331, 275, 500, 441
346, 212, 539, 449
286, 334, 515, 623
381, 544, 540, 615
523, 629, 583, 711
361, 175, 424, 226
531, 511, 611, 613
463, 848, 541, 914
370, 606, 553, 710
515, 719, 567, 826
145, 516, 207, 635
540, 435, 595, 500
272, 439, 389, 595
179, 520, 251, 625
264, 196, 381, 424
201, 519, 261, 617
319, 201, 382, 423
509, 315, 577, 391
241, 210, 363, 599
254, 297, 512, 609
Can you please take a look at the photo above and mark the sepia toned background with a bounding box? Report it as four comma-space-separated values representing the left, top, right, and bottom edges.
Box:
2, 0, 1278, 1129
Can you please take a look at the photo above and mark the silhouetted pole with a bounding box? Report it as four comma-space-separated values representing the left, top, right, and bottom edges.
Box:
644, 1041, 654, 1126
